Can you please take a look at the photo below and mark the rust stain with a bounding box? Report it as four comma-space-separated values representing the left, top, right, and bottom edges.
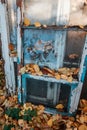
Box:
16, 0, 22, 7
18, 64, 23, 75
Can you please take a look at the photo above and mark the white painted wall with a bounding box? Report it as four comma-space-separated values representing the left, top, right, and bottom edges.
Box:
24, 0, 87, 25
69, 0, 87, 25
24, 0, 58, 25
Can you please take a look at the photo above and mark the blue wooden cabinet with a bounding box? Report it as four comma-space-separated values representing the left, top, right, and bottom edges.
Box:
17, 26, 87, 116
16, 1, 87, 116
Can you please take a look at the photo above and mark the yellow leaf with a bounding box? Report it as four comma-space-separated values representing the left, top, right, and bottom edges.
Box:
47, 118, 53, 127
34, 22, 41, 27
56, 104, 64, 109
24, 18, 31, 26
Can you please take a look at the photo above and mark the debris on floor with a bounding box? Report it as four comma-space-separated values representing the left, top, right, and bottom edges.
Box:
0, 59, 87, 130
0, 92, 87, 130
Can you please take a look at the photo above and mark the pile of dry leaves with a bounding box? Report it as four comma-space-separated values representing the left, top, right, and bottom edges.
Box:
19, 64, 79, 83
0, 60, 87, 130
0, 92, 87, 130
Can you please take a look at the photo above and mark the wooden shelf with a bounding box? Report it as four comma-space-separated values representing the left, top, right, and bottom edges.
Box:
21, 25, 87, 31
22, 73, 79, 85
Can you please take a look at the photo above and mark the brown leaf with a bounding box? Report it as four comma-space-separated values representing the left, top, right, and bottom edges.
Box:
79, 25, 84, 29
8, 43, 15, 51
47, 118, 53, 127
18, 119, 24, 127
56, 104, 64, 109
78, 125, 87, 130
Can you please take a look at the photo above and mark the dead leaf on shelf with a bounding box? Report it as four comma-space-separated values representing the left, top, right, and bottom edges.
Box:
34, 22, 41, 27
79, 25, 84, 29
24, 18, 31, 26
56, 104, 64, 109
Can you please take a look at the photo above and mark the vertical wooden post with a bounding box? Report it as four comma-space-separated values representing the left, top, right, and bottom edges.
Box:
0, 1, 15, 93
17, 0, 23, 103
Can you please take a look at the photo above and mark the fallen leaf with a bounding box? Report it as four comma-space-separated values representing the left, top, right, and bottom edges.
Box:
78, 125, 87, 130
56, 104, 64, 109
24, 18, 31, 26
34, 22, 41, 27
47, 118, 53, 127
79, 25, 84, 29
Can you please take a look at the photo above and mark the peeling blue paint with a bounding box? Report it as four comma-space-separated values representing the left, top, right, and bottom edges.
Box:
22, 28, 66, 69
81, 55, 87, 82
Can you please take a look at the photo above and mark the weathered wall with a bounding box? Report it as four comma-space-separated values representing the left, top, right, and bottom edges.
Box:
69, 0, 87, 25
24, 0, 58, 25
24, 0, 87, 25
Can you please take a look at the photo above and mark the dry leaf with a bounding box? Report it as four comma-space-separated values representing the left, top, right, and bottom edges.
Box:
79, 25, 84, 29
52, 114, 62, 121
56, 104, 64, 109
33, 64, 40, 73
66, 120, 73, 128
68, 54, 78, 59
18, 119, 24, 127
60, 74, 68, 80
78, 125, 87, 130
34, 22, 41, 27
67, 76, 73, 82
73, 128, 78, 130
37, 71, 43, 76
80, 99, 87, 108
19, 67, 26, 74
0, 96, 5, 104
0, 117, 5, 125
24, 18, 31, 26
23, 103, 32, 110
66, 128, 73, 130
11, 127, 15, 130
82, 107, 87, 113
58, 67, 67, 73
55, 73, 61, 80
79, 115, 85, 124
8, 43, 15, 51
0, 90, 4, 96
0, 107, 4, 117
47, 118, 53, 127
38, 105, 45, 111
